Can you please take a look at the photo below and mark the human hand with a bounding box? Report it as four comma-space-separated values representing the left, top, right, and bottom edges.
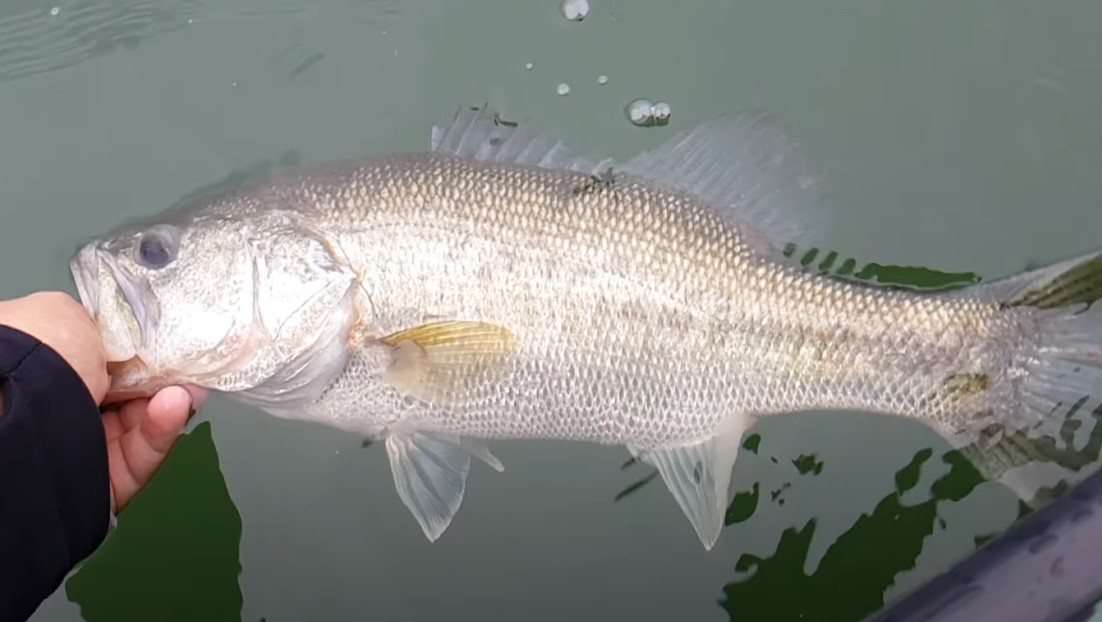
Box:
0, 291, 210, 514
0, 291, 109, 403
101, 385, 209, 513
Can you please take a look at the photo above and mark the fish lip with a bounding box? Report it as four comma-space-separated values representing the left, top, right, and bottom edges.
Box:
69, 245, 100, 315
103, 357, 161, 403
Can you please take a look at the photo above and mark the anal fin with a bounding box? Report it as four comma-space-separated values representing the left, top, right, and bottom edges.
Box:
631, 412, 754, 550
385, 429, 504, 541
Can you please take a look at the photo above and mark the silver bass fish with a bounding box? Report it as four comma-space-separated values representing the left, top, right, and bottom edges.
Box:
70, 106, 1102, 549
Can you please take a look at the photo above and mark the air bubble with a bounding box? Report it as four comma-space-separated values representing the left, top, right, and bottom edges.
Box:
597, 75, 608, 85
49, 6, 60, 15
626, 99, 655, 126
625, 98, 672, 127
525, 62, 534, 70
652, 101, 672, 123
557, 83, 571, 96
561, 0, 590, 21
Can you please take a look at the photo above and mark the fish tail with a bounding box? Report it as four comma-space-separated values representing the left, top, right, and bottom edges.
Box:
952, 247, 1102, 504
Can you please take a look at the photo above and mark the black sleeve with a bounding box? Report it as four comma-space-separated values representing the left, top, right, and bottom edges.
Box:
0, 324, 111, 622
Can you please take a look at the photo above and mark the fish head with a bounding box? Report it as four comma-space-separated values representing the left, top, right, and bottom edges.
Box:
71, 203, 359, 405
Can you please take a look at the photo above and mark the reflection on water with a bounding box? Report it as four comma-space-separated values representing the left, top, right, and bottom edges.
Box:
720, 447, 991, 622
64, 423, 244, 622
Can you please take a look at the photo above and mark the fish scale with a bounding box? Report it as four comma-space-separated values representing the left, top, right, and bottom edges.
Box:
71, 105, 1102, 550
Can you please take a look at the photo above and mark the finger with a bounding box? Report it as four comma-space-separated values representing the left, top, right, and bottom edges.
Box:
102, 400, 151, 462
117, 397, 153, 433
139, 386, 195, 453
106, 437, 141, 509
101, 409, 126, 443
113, 387, 193, 502
117, 386, 208, 432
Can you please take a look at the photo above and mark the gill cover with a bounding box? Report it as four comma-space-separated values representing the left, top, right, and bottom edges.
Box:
221, 222, 362, 410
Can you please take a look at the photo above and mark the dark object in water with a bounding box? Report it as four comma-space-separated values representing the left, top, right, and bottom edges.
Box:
866, 466, 1102, 622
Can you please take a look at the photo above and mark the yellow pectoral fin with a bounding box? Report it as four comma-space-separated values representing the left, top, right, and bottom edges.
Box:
381, 320, 518, 405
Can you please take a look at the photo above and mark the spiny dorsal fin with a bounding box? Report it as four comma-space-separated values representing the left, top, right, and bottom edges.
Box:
430, 104, 615, 175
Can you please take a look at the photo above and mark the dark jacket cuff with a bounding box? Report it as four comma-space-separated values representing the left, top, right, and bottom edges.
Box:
0, 324, 110, 622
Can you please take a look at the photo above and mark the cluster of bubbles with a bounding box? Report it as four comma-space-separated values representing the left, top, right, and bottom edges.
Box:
553, 74, 610, 96
626, 99, 672, 127
551, 1, 672, 127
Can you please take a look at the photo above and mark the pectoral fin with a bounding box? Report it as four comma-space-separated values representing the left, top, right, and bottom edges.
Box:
629, 412, 754, 550
381, 320, 517, 405
385, 430, 505, 541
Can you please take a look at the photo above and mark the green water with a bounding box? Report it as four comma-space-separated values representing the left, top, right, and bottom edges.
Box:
4, 1, 1102, 620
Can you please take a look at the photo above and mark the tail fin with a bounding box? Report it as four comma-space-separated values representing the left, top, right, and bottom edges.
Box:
952, 248, 1102, 505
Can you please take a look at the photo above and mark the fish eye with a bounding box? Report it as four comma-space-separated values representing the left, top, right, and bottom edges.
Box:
136, 229, 177, 269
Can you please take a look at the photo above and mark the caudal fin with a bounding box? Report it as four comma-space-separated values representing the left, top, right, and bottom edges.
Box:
953, 248, 1102, 504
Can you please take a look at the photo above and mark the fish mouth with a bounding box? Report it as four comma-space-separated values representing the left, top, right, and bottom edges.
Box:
69, 244, 148, 326
70, 244, 209, 405
71, 247, 162, 400
69, 243, 153, 362
103, 357, 161, 404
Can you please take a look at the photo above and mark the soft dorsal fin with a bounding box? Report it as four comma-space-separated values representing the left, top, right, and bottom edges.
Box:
619, 109, 834, 255
430, 104, 834, 256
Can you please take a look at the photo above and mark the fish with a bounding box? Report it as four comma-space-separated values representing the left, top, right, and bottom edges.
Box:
69, 104, 1102, 550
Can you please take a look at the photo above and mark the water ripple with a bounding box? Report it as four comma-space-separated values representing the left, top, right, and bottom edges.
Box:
0, 0, 395, 85
0, 0, 198, 84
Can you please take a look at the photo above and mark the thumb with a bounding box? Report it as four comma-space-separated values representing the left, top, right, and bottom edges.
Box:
112, 386, 203, 512
140, 386, 196, 453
